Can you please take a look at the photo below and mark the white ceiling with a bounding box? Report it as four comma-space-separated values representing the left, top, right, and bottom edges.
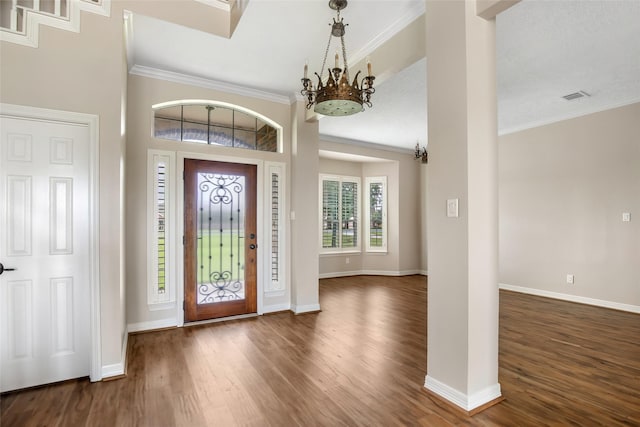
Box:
128, 0, 640, 152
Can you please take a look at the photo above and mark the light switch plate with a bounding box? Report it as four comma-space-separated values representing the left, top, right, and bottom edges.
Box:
447, 199, 459, 218
622, 212, 631, 222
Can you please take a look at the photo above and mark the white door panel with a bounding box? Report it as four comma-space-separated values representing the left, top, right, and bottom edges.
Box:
1, 117, 90, 392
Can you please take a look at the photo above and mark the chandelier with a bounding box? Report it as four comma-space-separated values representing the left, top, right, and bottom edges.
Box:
300, 0, 375, 116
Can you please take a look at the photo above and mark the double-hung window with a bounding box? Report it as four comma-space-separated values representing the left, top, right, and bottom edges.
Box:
320, 175, 361, 253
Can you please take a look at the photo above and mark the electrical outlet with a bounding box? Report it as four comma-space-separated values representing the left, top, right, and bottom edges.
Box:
566, 274, 574, 284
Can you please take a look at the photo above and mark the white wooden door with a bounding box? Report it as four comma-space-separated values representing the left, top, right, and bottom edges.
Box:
0, 116, 90, 392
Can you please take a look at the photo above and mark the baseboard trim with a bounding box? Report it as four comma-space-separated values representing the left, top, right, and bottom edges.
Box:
101, 331, 128, 379
127, 318, 178, 334
319, 270, 427, 279
499, 283, 640, 314
291, 303, 321, 314
424, 375, 502, 413
263, 303, 291, 314
319, 270, 363, 279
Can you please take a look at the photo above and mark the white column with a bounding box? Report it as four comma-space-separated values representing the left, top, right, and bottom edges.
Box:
290, 101, 320, 313
424, 0, 501, 412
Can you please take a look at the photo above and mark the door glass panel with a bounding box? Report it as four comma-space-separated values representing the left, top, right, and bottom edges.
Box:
196, 173, 246, 304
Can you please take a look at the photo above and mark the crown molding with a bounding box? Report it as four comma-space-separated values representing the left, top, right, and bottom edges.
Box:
123, 11, 135, 72
350, 2, 425, 65
499, 97, 640, 136
320, 134, 415, 156
129, 65, 291, 105
193, 0, 232, 12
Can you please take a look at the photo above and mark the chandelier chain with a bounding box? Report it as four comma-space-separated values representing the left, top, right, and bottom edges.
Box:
341, 35, 349, 82
319, 29, 333, 81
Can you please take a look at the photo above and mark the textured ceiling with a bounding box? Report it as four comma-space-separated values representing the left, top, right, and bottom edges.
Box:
129, 0, 640, 152
496, 0, 640, 134
318, 57, 427, 149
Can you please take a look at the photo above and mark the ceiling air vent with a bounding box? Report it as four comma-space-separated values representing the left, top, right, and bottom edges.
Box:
562, 90, 591, 101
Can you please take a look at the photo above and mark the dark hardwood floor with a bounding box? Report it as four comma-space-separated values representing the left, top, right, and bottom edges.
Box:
1, 275, 639, 426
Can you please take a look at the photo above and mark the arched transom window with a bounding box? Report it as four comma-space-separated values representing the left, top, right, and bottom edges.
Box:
153, 101, 281, 153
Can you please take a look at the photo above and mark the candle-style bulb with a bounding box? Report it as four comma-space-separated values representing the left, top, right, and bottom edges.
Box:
335, 52, 339, 69
304, 60, 308, 79
366, 56, 372, 76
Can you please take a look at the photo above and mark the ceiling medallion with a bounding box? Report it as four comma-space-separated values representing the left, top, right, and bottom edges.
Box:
300, 0, 375, 117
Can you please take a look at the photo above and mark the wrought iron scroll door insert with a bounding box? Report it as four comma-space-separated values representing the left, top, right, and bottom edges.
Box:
184, 159, 257, 321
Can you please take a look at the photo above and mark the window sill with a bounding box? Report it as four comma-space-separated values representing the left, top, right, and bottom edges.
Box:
365, 250, 388, 254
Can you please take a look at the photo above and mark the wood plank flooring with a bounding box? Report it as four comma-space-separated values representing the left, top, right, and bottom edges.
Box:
1, 275, 639, 426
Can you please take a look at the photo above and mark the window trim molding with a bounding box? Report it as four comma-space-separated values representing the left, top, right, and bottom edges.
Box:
365, 176, 388, 253
319, 174, 362, 254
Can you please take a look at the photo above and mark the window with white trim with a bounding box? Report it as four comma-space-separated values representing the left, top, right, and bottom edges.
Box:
320, 175, 361, 253
365, 176, 387, 252
147, 150, 176, 307
265, 163, 286, 293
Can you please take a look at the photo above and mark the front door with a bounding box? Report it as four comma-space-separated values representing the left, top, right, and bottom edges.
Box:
184, 159, 257, 322
0, 116, 90, 392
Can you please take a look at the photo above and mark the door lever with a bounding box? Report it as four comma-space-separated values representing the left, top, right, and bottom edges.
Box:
0, 263, 16, 275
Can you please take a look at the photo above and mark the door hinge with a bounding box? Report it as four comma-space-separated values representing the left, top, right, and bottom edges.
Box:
183, 235, 185, 245
183, 300, 185, 310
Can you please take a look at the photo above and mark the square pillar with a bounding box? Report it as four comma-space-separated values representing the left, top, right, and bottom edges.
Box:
290, 101, 321, 313
424, 0, 501, 412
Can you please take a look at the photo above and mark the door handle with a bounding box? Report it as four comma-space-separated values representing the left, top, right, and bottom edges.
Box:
249, 244, 256, 250
0, 263, 16, 275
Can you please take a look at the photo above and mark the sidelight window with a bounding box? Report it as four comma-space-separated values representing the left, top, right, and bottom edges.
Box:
147, 150, 176, 307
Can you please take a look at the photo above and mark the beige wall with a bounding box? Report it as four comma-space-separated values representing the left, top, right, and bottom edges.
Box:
318, 140, 423, 277
420, 164, 428, 273
0, 0, 297, 372
499, 102, 640, 308
0, 9, 128, 369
